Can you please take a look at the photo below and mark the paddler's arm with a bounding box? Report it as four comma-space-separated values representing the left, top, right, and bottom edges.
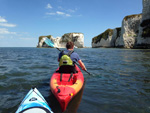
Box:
78, 60, 87, 71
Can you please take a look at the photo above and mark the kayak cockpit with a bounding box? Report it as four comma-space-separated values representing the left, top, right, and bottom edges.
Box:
50, 65, 84, 112
56, 73, 77, 85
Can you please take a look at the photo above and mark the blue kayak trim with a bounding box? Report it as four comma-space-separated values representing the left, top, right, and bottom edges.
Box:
16, 87, 53, 113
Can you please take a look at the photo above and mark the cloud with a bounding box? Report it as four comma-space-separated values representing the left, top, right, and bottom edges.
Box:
46, 12, 56, 15
0, 16, 17, 27
46, 3, 52, 9
46, 11, 71, 17
65, 14, 71, 17
19, 37, 34, 40
45, 5, 80, 18
0, 28, 16, 34
56, 11, 71, 17
56, 11, 65, 15
0, 23, 16, 27
0, 16, 7, 22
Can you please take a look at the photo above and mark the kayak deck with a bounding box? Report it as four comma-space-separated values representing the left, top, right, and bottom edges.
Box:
50, 65, 84, 112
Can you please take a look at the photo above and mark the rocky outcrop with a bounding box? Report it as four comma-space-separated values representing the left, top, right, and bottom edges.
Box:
92, 29, 114, 48
92, 0, 150, 49
37, 35, 53, 47
137, 0, 150, 48
116, 14, 142, 48
37, 33, 84, 48
61, 33, 84, 48
92, 14, 142, 48
92, 28, 121, 48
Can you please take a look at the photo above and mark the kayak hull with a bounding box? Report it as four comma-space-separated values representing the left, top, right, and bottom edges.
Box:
16, 88, 53, 113
50, 65, 84, 112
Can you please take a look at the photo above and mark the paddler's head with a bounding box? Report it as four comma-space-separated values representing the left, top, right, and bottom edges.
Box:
66, 41, 74, 50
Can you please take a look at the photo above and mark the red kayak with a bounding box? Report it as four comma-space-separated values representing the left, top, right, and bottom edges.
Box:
50, 65, 84, 112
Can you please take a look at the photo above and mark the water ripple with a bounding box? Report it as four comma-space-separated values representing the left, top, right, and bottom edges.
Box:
0, 48, 150, 113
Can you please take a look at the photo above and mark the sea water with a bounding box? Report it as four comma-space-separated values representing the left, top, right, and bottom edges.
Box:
0, 47, 150, 113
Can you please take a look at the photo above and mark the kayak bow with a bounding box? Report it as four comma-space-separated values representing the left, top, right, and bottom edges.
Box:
16, 87, 53, 113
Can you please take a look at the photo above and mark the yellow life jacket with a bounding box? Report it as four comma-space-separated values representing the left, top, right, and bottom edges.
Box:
59, 51, 74, 67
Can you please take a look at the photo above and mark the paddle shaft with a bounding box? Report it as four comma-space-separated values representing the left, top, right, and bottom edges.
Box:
75, 63, 91, 75
56, 47, 61, 52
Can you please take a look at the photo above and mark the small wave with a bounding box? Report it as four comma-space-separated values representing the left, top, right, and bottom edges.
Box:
0, 74, 7, 80
0, 66, 6, 68
6, 72, 31, 77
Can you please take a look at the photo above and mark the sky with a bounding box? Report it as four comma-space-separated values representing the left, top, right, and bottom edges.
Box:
0, 0, 142, 47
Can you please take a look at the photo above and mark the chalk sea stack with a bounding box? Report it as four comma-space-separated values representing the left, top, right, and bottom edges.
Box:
37, 33, 84, 48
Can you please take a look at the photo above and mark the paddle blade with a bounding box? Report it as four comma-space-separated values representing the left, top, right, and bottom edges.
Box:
44, 38, 55, 47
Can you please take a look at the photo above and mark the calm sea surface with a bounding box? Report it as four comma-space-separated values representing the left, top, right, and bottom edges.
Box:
0, 47, 150, 113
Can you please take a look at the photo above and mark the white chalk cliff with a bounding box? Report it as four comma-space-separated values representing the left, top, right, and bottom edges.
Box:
116, 14, 142, 48
37, 33, 84, 48
92, 28, 121, 48
92, 29, 114, 48
92, 0, 150, 49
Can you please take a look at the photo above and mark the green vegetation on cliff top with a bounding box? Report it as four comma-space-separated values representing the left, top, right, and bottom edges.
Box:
124, 14, 142, 21
92, 29, 113, 43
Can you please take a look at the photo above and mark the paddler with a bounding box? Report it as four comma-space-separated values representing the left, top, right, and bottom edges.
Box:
58, 41, 87, 73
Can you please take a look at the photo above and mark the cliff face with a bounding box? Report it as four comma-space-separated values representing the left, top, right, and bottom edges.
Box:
92, 29, 114, 48
37, 33, 84, 48
92, 14, 142, 48
61, 33, 84, 48
92, 28, 122, 48
116, 14, 142, 48
92, 0, 150, 49
137, 0, 150, 48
